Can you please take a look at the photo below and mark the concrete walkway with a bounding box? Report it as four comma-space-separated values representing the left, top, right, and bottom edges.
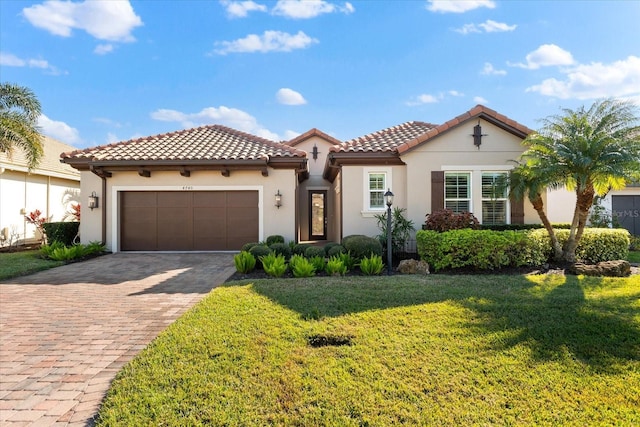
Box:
0, 253, 236, 426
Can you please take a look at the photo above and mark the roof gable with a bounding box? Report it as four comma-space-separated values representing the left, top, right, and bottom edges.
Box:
285, 128, 342, 147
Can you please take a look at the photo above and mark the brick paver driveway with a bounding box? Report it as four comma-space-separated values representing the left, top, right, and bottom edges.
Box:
0, 253, 236, 426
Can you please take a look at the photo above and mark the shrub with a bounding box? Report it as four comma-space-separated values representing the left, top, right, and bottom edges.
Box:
40, 241, 65, 258
325, 256, 347, 276
42, 222, 80, 246
323, 242, 341, 256
304, 246, 326, 259
423, 209, 480, 232
342, 235, 366, 247
292, 243, 312, 256
234, 251, 256, 274
241, 242, 260, 252
337, 251, 357, 271
289, 255, 316, 278
481, 223, 572, 231
529, 228, 630, 263
266, 235, 285, 246
374, 207, 416, 252
327, 244, 346, 257
40, 241, 105, 261
260, 253, 288, 277
630, 235, 640, 251
269, 242, 291, 260
359, 253, 384, 275
249, 245, 271, 268
308, 255, 325, 272
416, 229, 547, 272
343, 235, 383, 261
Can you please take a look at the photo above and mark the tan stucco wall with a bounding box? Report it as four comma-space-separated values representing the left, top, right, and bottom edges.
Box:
79, 168, 297, 251
402, 119, 538, 226
291, 136, 336, 241
0, 169, 80, 245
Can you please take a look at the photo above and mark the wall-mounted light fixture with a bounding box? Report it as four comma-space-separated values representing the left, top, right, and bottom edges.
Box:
88, 191, 99, 210
312, 144, 320, 160
275, 190, 282, 209
472, 120, 487, 149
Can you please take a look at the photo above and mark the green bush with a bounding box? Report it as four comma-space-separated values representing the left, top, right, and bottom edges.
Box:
234, 251, 256, 274
481, 223, 572, 231
269, 242, 291, 260
304, 246, 326, 259
327, 244, 346, 257
260, 253, 288, 277
289, 255, 316, 278
249, 245, 271, 268
292, 243, 312, 256
325, 256, 347, 276
40, 241, 105, 261
308, 255, 325, 272
323, 242, 341, 256
343, 235, 382, 261
359, 253, 384, 275
41, 222, 79, 246
630, 235, 640, 251
241, 242, 260, 252
416, 229, 547, 271
338, 251, 357, 271
265, 235, 285, 246
40, 241, 65, 258
529, 228, 630, 263
342, 235, 366, 247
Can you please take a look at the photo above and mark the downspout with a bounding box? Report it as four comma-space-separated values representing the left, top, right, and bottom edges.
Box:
101, 176, 107, 245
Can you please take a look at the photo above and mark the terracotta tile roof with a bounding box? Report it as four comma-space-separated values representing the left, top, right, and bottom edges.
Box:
1, 135, 79, 180
285, 128, 343, 147
396, 105, 533, 154
61, 125, 306, 163
330, 121, 436, 153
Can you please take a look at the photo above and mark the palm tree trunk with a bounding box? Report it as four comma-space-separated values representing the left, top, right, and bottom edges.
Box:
530, 194, 563, 261
563, 186, 595, 263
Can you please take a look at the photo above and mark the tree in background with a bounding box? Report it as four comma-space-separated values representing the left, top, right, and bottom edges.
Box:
511, 98, 640, 263
0, 82, 44, 169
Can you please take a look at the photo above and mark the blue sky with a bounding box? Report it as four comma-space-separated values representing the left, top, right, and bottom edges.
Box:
1, 0, 639, 149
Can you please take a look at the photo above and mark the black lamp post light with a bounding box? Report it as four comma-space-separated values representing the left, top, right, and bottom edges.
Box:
384, 188, 394, 275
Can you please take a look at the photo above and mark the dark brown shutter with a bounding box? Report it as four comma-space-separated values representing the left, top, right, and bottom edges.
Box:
431, 171, 444, 212
510, 196, 525, 224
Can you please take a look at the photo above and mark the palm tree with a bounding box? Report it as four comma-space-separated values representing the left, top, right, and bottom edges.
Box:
517, 98, 640, 263
0, 82, 44, 169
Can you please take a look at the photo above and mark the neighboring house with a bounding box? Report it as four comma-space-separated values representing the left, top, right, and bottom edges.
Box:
61, 105, 544, 252
0, 136, 80, 246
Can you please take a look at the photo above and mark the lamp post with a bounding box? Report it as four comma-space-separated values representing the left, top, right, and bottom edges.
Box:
384, 188, 394, 275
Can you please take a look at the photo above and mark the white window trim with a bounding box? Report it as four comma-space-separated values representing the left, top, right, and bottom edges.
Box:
362, 167, 392, 217
444, 171, 472, 213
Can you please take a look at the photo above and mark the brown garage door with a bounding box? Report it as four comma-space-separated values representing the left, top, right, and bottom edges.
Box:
120, 191, 258, 251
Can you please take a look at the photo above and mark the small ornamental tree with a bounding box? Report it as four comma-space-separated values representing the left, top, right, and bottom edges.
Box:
24, 209, 48, 243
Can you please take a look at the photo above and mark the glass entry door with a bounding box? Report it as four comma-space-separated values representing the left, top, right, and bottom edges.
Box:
309, 190, 327, 240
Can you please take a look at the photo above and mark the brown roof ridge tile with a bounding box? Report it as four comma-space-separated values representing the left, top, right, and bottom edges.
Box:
285, 128, 343, 147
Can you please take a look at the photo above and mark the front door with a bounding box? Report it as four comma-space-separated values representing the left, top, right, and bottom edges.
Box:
309, 190, 327, 240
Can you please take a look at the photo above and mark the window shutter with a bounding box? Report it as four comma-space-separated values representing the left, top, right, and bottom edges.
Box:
431, 171, 444, 212
510, 195, 525, 224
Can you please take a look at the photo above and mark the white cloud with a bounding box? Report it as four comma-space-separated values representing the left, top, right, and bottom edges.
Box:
473, 96, 489, 104
22, 0, 143, 42
427, 0, 495, 13
272, 0, 354, 19
106, 132, 120, 144
213, 30, 318, 54
406, 94, 440, 106
509, 44, 574, 70
481, 62, 506, 76
455, 19, 516, 34
526, 55, 640, 100
150, 106, 280, 140
220, 0, 267, 18
283, 130, 301, 140
94, 44, 114, 55
448, 90, 464, 97
0, 52, 62, 74
38, 114, 81, 144
276, 88, 307, 105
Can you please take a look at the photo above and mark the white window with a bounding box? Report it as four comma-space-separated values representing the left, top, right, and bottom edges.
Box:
368, 172, 386, 210
445, 172, 471, 213
482, 172, 509, 225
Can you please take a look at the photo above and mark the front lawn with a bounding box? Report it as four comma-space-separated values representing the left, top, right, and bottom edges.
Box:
97, 274, 640, 426
0, 250, 64, 280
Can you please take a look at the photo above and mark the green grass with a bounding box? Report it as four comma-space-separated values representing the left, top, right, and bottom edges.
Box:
97, 274, 640, 426
628, 251, 640, 263
0, 250, 64, 280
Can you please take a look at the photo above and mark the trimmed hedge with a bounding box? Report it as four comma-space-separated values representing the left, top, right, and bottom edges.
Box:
265, 235, 285, 246
269, 243, 291, 260
42, 222, 79, 246
417, 229, 547, 271
480, 223, 572, 231
342, 235, 383, 261
292, 243, 312, 256
529, 228, 630, 263
304, 246, 326, 259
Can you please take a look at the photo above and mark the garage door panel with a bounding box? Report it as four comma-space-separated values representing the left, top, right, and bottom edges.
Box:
612, 195, 640, 235
121, 191, 259, 251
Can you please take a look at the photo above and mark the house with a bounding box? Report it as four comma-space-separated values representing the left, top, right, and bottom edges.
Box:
0, 136, 80, 246
61, 105, 544, 252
